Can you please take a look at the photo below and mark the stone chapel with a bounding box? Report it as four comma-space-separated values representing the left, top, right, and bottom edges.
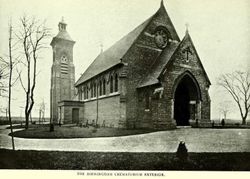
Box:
50, 1, 211, 129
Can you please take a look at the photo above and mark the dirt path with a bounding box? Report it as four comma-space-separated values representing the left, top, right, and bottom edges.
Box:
0, 125, 249, 152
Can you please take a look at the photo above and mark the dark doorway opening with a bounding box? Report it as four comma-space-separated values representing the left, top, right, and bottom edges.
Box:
174, 74, 200, 126
174, 81, 190, 126
72, 108, 79, 123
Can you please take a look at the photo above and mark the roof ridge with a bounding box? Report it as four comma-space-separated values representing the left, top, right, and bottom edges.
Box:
137, 42, 180, 88
106, 16, 153, 54
179, 32, 211, 85
75, 15, 153, 86
75, 2, 180, 86
74, 53, 101, 85
157, 0, 180, 41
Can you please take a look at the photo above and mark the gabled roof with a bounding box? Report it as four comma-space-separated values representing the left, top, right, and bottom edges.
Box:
138, 31, 211, 88
75, 16, 152, 86
75, 1, 181, 86
179, 32, 211, 85
157, 0, 180, 41
138, 42, 180, 88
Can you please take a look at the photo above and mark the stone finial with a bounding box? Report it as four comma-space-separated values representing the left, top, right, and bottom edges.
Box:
185, 23, 189, 34
58, 17, 67, 31
100, 43, 104, 53
160, 0, 164, 7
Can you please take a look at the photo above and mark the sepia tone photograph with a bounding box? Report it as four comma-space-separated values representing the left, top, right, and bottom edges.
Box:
0, 0, 250, 172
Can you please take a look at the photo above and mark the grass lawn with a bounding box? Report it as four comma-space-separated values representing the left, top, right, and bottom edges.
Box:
0, 149, 250, 170
11, 125, 156, 139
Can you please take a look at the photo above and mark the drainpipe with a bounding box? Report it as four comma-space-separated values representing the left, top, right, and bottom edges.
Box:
96, 82, 99, 127
171, 99, 174, 119
197, 100, 201, 120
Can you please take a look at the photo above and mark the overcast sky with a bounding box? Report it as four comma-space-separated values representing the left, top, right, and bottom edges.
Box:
0, 0, 249, 120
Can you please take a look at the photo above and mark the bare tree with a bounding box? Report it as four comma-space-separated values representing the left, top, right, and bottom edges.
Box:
16, 15, 50, 129
218, 100, 232, 121
0, 56, 9, 97
38, 100, 46, 124
0, 20, 20, 150
218, 70, 250, 125
0, 64, 8, 114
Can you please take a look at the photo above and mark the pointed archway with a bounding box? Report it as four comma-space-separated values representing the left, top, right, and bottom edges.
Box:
173, 72, 201, 126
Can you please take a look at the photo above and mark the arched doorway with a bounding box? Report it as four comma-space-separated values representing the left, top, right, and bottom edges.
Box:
173, 73, 201, 126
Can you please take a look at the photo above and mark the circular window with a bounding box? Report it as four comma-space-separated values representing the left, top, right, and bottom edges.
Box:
154, 26, 170, 49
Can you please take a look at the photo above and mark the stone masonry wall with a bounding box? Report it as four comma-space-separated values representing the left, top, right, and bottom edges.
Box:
122, 46, 161, 128
137, 85, 176, 129
134, 36, 211, 129
159, 37, 211, 126
122, 6, 180, 128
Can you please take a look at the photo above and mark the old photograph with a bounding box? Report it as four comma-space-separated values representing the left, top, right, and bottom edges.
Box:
0, 0, 250, 172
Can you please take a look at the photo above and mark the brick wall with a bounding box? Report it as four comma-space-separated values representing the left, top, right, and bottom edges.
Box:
122, 45, 161, 127
122, 6, 180, 128
159, 36, 211, 126
132, 33, 211, 129
137, 86, 176, 129
60, 106, 84, 124
58, 101, 84, 124
64, 6, 210, 129
50, 39, 75, 123
75, 66, 127, 128
83, 95, 121, 127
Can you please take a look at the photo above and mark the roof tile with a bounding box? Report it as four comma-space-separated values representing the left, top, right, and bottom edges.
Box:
138, 42, 179, 88
75, 17, 152, 86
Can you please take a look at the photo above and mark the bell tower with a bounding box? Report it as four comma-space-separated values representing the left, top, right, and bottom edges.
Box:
50, 18, 75, 123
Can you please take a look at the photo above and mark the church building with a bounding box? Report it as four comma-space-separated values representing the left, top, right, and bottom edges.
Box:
50, 1, 211, 129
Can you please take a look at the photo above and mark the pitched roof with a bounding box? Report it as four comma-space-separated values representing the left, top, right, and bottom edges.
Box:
138, 31, 211, 88
75, 1, 181, 86
157, 0, 180, 41
54, 30, 74, 42
138, 42, 180, 88
181, 32, 211, 85
50, 28, 75, 47
75, 16, 152, 86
